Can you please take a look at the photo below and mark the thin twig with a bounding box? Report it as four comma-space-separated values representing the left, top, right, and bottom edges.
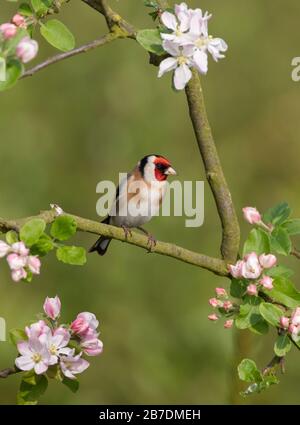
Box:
0, 367, 20, 379
291, 247, 300, 260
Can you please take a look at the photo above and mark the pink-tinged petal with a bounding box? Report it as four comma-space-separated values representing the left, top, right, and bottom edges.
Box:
162, 40, 180, 57
0, 240, 11, 258
161, 11, 177, 31
158, 57, 178, 78
27, 256, 41, 274
7, 253, 27, 270
43, 296, 61, 320
61, 366, 75, 380
59, 347, 74, 356
259, 254, 277, 269
224, 319, 234, 329
15, 356, 34, 371
246, 284, 258, 296
16, 36, 38, 64
173, 63, 192, 90
280, 316, 290, 329
17, 341, 31, 356
215, 287, 227, 297
208, 313, 219, 321
242, 207, 261, 224
11, 268, 27, 282
193, 49, 208, 74
11, 241, 29, 256
34, 361, 48, 375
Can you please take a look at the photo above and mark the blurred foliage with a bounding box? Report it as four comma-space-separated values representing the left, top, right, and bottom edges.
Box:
1, 0, 300, 404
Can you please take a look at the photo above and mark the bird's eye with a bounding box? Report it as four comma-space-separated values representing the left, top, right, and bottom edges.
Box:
156, 163, 166, 172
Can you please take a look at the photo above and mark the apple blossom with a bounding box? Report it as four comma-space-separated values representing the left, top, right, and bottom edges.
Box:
15, 338, 51, 375
228, 260, 243, 279
26, 320, 51, 339
209, 298, 219, 308
247, 284, 258, 296
160, 9, 191, 44
43, 296, 61, 320
215, 287, 227, 297
259, 275, 274, 290
40, 332, 71, 365
291, 307, 300, 326
16, 36, 38, 64
7, 253, 27, 270
11, 14, 26, 28
60, 352, 89, 379
280, 316, 290, 329
11, 268, 27, 282
259, 253, 277, 269
11, 241, 29, 256
242, 207, 262, 225
0, 23, 17, 39
80, 336, 103, 356
158, 41, 194, 90
208, 313, 219, 321
71, 311, 99, 336
0, 240, 10, 258
288, 323, 299, 338
27, 255, 41, 274
241, 252, 262, 279
224, 319, 233, 329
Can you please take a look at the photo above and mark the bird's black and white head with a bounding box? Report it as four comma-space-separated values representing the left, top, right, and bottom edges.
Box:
138, 154, 177, 183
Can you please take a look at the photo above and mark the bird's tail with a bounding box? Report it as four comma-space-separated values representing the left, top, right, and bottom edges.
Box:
89, 217, 112, 256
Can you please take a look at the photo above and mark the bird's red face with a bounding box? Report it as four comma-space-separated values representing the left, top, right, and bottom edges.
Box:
154, 156, 177, 181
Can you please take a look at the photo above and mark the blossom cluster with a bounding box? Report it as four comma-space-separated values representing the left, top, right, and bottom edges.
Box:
0, 13, 38, 67
158, 2, 228, 90
15, 296, 103, 379
208, 287, 234, 329
280, 308, 300, 342
0, 240, 41, 282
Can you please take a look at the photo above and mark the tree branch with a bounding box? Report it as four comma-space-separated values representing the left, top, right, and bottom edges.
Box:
0, 210, 228, 276
0, 366, 20, 379
185, 70, 240, 263
21, 33, 120, 79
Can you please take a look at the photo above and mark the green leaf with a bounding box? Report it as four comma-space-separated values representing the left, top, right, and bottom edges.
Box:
20, 218, 46, 247
56, 246, 86, 265
282, 219, 300, 235
242, 228, 270, 256
31, 0, 52, 14
17, 374, 48, 405
259, 302, 283, 327
46, 364, 63, 381
19, 3, 34, 16
40, 19, 75, 52
240, 373, 279, 396
136, 29, 165, 55
270, 227, 291, 255
238, 359, 262, 383
263, 202, 291, 225
50, 216, 77, 241
267, 277, 300, 309
62, 377, 79, 393
9, 328, 27, 346
0, 59, 23, 92
266, 265, 294, 279
235, 297, 262, 330
249, 318, 269, 335
230, 279, 247, 298
30, 234, 54, 256
274, 334, 292, 357
5, 230, 19, 245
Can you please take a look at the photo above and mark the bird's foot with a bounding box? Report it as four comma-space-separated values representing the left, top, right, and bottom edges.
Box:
146, 233, 157, 252
121, 225, 132, 240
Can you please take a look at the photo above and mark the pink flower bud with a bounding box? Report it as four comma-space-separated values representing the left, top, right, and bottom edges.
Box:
81, 337, 103, 356
11, 268, 27, 282
288, 323, 299, 336
0, 23, 17, 39
259, 253, 277, 269
208, 313, 219, 321
224, 319, 234, 329
27, 255, 41, 274
43, 296, 61, 320
259, 275, 274, 290
242, 252, 262, 279
242, 207, 261, 224
0, 240, 10, 258
223, 301, 233, 311
70, 317, 90, 335
280, 316, 290, 329
209, 298, 219, 308
7, 253, 27, 270
247, 284, 258, 296
228, 260, 244, 279
11, 14, 26, 28
291, 307, 300, 326
11, 241, 29, 256
16, 36, 38, 64
215, 287, 227, 297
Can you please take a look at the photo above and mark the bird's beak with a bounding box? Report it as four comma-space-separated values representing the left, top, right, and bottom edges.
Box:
165, 166, 177, 176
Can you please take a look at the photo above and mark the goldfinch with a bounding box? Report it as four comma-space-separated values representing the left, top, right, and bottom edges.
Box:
89, 154, 177, 255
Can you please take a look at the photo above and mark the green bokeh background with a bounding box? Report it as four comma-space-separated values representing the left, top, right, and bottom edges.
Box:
1, 0, 300, 404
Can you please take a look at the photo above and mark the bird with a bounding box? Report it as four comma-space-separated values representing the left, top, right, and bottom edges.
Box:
89, 154, 177, 256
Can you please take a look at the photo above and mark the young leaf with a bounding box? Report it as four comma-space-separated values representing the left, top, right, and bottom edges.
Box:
259, 303, 283, 327
19, 3, 34, 16
282, 219, 300, 235
40, 19, 75, 52
5, 230, 19, 245
56, 246, 86, 265
31, 0, 52, 15
30, 234, 54, 256
17, 374, 48, 405
235, 299, 262, 330
263, 202, 291, 225
274, 334, 292, 357
62, 377, 79, 393
270, 227, 291, 255
238, 359, 262, 383
266, 265, 294, 279
230, 278, 247, 298
9, 328, 27, 346
267, 277, 300, 309
0, 60, 23, 92
136, 29, 165, 55
20, 218, 46, 247
50, 216, 77, 241
242, 228, 270, 256
249, 318, 269, 335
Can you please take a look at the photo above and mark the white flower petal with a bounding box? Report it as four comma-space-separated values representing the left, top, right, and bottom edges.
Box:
162, 40, 180, 57
158, 57, 178, 78
34, 361, 48, 375
161, 11, 177, 31
15, 356, 34, 371
193, 49, 208, 74
173, 63, 192, 90
17, 341, 31, 356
